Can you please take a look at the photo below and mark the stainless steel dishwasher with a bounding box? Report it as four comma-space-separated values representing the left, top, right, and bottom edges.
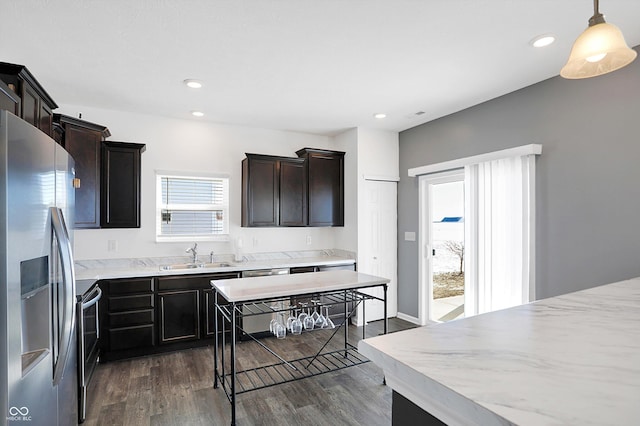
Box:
241, 268, 289, 336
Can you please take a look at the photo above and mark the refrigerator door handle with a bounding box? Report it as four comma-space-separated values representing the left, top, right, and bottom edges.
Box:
51, 207, 76, 386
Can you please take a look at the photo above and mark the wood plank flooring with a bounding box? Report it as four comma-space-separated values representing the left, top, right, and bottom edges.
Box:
83, 318, 415, 426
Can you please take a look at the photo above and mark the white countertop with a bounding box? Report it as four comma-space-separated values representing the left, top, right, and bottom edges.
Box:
74, 251, 355, 281
358, 276, 640, 426
212, 270, 388, 302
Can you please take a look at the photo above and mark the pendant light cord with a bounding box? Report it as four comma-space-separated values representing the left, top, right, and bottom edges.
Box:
589, 0, 605, 26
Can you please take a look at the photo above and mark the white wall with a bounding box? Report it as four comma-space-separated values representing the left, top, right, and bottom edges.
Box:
355, 128, 399, 178
333, 128, 358, 253
59, 104, 354, 260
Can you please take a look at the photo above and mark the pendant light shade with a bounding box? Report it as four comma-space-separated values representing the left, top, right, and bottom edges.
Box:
561, 0, 637, 79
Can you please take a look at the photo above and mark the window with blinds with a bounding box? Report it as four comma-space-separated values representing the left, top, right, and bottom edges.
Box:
156, 173, 229, 241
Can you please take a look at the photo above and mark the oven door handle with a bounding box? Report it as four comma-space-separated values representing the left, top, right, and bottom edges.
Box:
82, 287, 102, 309
82, 287, 102, 339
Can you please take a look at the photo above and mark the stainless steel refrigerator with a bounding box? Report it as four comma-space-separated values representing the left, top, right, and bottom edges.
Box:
1, 110, 78, 425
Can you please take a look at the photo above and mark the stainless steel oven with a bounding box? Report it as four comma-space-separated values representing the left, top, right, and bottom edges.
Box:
77, 283, 102, 423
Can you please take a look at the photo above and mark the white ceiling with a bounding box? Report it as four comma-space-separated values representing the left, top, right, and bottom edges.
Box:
2, 0, 640, 136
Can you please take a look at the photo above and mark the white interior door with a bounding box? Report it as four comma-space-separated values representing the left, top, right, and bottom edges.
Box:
359, 179, 397, 323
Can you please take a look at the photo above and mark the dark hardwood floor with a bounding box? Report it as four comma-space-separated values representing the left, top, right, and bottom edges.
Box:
84, 318, 415, 426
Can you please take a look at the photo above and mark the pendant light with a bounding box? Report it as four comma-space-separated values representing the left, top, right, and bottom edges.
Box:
561, 0, 636, 79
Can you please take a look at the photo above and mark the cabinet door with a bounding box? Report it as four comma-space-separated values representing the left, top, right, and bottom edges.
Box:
279, 159, 307, 226
158, 290, 200, 343
38, 103, 52, 136
308, 153, 344, 226
242, 156, 279, 226
21, 85, 38, 127
0, 80, 19, 113
203, 272, 240, 338
101, 142, 144, 228
66, 126, 102, 228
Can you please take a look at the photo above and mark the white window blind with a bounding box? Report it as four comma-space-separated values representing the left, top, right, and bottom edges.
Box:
156, 173, 229, 241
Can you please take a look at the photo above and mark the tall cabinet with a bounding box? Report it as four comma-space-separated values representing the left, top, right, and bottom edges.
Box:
101, 142, 146, 228
296, 148, 345, 227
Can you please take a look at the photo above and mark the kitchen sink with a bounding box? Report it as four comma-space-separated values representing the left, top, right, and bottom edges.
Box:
159, 262, 234, 271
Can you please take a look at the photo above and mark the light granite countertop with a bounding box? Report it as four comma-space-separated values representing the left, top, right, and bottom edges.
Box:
358, 276, 640, 426
74, 249, 355, 282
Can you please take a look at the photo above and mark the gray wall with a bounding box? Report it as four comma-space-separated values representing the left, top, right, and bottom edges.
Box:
398, 47, 640, 317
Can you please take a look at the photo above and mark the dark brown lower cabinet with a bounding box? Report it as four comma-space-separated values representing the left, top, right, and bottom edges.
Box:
204, 274, 238, 338
100, 277, 156, 362
100, 272, 240, 362
157, 272, 239, 344
158, 290, 200, 343
392, 391, 445, 425
203, 288, 228, 338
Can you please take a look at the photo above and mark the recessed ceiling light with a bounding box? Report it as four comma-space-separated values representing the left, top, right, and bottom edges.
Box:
191, 111, 204, 117
184, 79, 203, 89
373, 113, 387, 119
530, 34, 556, 48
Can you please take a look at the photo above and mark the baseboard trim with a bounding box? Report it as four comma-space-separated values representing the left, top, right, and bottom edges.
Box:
396, 312, 421, 325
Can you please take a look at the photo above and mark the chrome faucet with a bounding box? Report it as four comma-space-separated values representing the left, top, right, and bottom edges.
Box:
186, 243, 198, 264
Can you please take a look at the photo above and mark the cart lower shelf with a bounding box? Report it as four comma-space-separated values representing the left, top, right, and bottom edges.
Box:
219, 345, 368, 397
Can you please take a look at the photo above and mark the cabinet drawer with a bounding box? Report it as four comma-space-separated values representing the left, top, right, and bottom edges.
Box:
109, 324, 155, 351
318, 264, 355, 272
157, 275, 209, 291
108, 309, 154, 327
109, 294, 154, 311
108, 278, 154, 295
290, 266, 318, 274
157, 273, 241, 291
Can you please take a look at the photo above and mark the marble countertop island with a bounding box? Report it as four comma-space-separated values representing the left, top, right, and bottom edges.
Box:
358, 277, 640, 426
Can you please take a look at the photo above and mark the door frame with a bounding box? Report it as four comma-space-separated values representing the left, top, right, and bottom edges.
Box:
418, 169, 464, 325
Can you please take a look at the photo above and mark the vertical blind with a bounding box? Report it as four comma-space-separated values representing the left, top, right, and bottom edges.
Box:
464, 154, 536, 315
158, 176, 228, 236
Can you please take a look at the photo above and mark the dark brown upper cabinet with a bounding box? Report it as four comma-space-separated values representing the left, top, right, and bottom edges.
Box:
53, 114, 111, 229
296, 148, 345, 227
101, 141, 146, 228
242, 154, 307, 227
279, 158, 307, 226
0, 79, 19, 113
0, 62, 58, 137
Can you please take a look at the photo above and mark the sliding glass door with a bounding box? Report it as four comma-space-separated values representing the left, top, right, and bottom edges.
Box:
419, 170, 465, 323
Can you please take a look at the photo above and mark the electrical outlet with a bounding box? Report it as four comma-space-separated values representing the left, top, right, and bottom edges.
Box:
306, 235, 312, 245
107, 240, 118, 252
253, 237, 259, 247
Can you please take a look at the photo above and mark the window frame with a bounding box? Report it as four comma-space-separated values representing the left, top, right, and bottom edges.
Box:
155, 170, 230, 242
